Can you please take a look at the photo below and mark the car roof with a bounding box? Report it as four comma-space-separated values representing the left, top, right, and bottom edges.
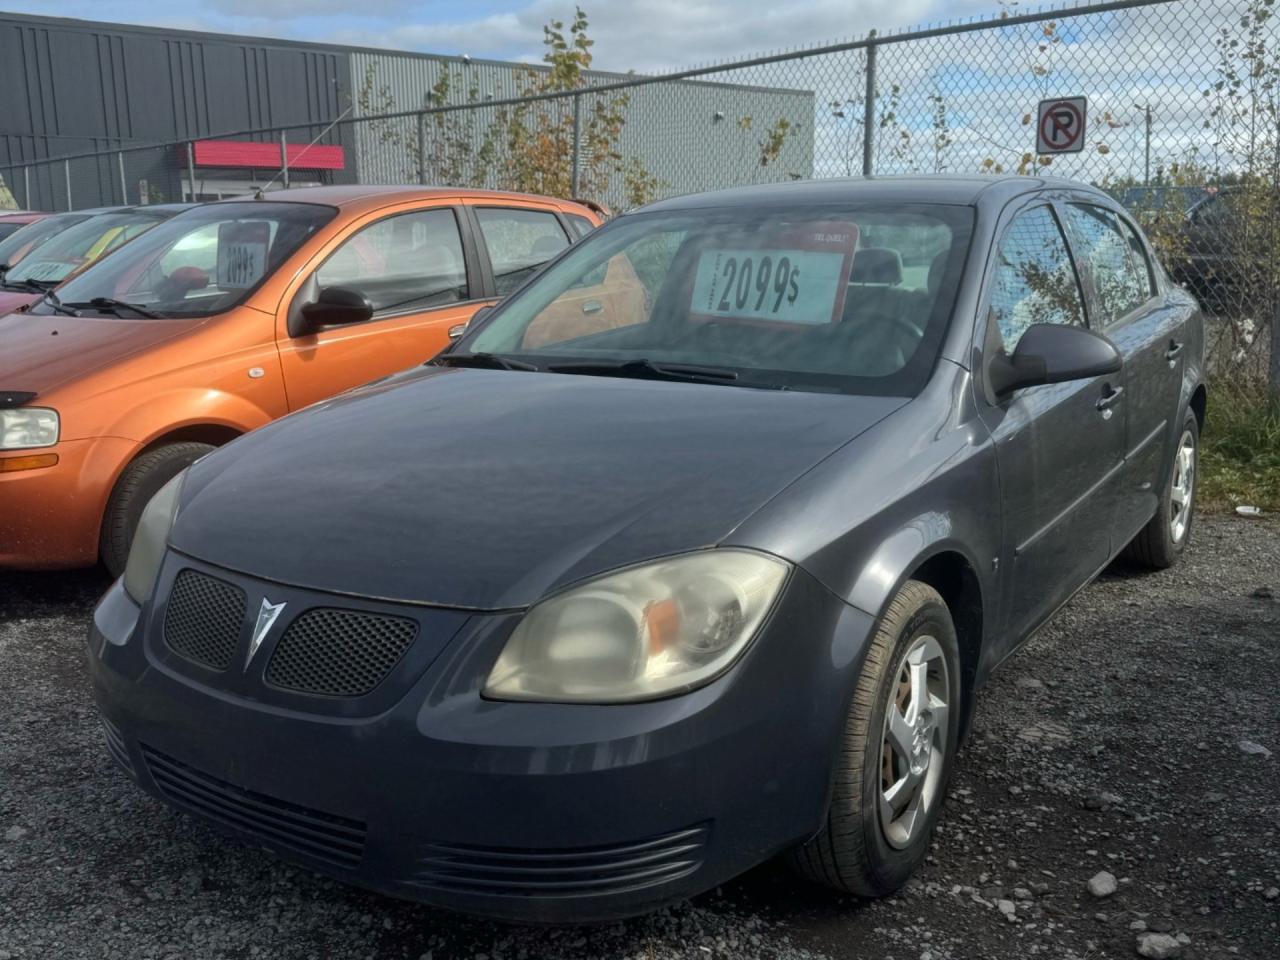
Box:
638, 175, 1112, 214
225, 184, 597, 218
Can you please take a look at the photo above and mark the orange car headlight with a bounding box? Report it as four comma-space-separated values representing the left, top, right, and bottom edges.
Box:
0, 407, 59, 449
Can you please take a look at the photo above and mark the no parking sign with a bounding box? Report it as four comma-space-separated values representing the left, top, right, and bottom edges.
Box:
1036, 97, 1087, 154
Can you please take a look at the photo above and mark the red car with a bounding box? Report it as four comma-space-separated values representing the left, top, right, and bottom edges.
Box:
0, 210, 47, 243
0, 206, 190, 315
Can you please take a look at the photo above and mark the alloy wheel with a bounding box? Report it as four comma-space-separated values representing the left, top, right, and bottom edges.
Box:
878, 634, 950, 850
1169, 428, 1196, 543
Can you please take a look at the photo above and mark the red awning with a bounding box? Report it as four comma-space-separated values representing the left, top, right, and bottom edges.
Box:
190, 140, 345, 170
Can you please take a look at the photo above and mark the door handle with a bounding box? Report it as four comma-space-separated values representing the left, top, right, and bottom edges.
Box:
1096, 385, 1125, 411
1165, 339, 1185, 361
582, 299, 604, 315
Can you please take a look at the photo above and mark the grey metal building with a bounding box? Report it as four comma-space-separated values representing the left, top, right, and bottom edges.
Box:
0, 11, 813, 211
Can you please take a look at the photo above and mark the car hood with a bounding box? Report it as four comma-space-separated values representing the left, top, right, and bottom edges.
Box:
0, 291, 39, 316
172, 367, 906, 609
0, 310, 194, 397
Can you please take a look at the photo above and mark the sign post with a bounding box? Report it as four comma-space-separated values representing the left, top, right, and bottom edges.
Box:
1036, 97, 1087, 155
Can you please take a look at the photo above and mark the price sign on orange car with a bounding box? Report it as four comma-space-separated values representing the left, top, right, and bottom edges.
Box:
689, 222, 858, 326
217, 221, 271, 289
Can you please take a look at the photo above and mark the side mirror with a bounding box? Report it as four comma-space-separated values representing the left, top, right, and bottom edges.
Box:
989, 323, 1121, 397
298, 286, 373, 333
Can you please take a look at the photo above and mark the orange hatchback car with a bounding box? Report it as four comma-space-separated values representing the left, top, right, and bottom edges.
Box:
1, 186, 607, 573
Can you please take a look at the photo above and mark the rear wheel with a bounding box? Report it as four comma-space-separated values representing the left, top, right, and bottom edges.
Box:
1122, 409, 1198, 569
788, 580, 961, 896
100, 442, 214, 576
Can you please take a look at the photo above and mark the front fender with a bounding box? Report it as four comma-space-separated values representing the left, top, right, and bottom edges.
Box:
106, 387, 275, 446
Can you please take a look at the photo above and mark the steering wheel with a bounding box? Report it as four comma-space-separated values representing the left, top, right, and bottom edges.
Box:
856, 312, 923, 346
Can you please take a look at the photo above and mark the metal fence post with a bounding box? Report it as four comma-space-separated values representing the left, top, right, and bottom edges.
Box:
280, 131, 290, 189
186, 142, 197, 202
571, 92, 582, 197
64, 159, 72, 210
118, 151, 128, 204
862, 37, 877, 177
417, 111, 428, 185
22, 167, 30, 210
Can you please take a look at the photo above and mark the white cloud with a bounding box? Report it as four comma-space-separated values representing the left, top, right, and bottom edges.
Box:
332, 0, 995, 73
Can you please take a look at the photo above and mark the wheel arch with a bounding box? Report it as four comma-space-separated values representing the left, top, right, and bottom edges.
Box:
1189, 382, 1207, 432
907, 550, 985, 743
846, 529, 990, 744
137, 422, 244, 455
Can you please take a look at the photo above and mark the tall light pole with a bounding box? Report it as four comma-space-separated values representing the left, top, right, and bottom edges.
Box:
1134, 102, 1153, 185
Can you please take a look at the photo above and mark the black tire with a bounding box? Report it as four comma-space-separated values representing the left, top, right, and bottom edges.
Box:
1121, 408, 1199, 570
788, 580, 961, 896
100, 442, 214, 576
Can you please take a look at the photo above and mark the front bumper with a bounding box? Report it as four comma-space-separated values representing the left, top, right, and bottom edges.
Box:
0, 436, 139, 569
88, 551, 876, 922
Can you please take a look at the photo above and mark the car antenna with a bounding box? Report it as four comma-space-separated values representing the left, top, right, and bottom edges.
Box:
255, 105, 352, 200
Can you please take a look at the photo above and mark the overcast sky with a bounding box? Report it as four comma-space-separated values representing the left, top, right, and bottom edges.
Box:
5, 0, 998, 71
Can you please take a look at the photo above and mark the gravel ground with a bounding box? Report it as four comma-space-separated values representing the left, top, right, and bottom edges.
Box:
1, 514, 1277, 960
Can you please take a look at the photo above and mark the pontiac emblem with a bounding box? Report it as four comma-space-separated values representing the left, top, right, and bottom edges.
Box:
247, 598, 287, 668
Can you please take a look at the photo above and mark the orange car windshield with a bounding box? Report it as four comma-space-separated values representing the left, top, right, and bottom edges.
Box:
44, 202, 337, 320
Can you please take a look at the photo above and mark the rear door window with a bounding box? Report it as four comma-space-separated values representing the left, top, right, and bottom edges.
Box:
475, 207, 571, 295
989, 205, 1086, 353
1062, 203, 1150, 324
566, 213, 597, 239
317, 208, 469, 318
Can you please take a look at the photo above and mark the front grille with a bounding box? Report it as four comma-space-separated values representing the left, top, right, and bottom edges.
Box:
264, 608, 417, 697
164, 570, 246, 670
99, 714, 134, 775
141, 745, 366, 867
410, 824, 710, 898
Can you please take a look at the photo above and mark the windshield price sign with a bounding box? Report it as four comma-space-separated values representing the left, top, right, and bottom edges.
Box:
1036, 97, 1087, 155
690, 222, 859, 326
217, 221, 271, 289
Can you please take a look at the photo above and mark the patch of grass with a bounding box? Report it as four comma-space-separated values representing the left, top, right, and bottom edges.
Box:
1198, 386, 1280, 512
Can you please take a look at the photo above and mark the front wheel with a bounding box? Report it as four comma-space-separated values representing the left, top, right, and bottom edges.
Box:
100, 442, 215, 577
1122, 409, 1199, 569
788, 580, 961, 896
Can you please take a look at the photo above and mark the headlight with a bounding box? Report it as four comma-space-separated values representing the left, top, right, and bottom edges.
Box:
484, 550, 790, 703
122, 469, 186, 603
0, 407, 59, 449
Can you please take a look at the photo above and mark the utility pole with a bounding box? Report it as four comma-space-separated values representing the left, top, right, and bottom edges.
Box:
1135, 102, 1153, 186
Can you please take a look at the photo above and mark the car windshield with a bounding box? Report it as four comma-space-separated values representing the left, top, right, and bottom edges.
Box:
44, 202, 338, 319
5, 210, 171, 286
462, 203, 974, 396
0, 212, 89, 270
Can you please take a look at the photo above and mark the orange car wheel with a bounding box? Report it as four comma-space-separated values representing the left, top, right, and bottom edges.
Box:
100, 442, 215, 576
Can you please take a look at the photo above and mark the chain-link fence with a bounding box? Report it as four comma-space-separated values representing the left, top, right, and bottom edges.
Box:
0, 0, 1276, 386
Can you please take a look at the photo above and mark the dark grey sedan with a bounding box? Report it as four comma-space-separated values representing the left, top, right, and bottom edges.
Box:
89, 176, 1205, 922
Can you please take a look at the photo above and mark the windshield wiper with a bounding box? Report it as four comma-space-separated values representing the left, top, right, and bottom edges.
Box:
547, 358, 740, 385
62, 297, 162, 319
37, 289, 78, 317
431, 351, 539, 372
0, 278, 52, 294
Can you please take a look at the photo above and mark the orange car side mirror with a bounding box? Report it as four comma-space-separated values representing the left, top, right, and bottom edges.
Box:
299, 286, 373, 333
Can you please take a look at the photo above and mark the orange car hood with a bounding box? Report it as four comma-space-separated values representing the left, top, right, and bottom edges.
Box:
0, 310, 196, 398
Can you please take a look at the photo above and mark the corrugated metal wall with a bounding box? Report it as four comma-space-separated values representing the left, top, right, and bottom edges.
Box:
349, 52, 815, 206
0, 13, 351, 210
